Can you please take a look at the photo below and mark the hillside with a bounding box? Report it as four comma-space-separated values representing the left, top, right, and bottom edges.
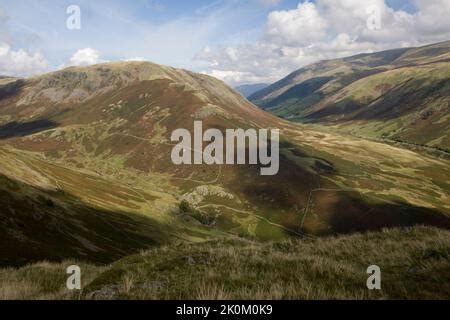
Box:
249, 41, 450, 150
0, 61, 449, 268
1, 226, 449, 300
235, 83, 269, 98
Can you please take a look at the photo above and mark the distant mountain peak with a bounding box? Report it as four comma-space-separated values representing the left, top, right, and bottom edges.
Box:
235, 83, 269, 98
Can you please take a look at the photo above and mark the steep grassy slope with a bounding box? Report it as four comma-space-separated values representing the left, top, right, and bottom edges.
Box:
1, 226, 448, 300
0, 147, 218, 267
0, 61, 449, 267
249, 41, 450, 150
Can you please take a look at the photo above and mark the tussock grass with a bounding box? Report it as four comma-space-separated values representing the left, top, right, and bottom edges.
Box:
0, 261, 105, 300
0, 226, 448, 300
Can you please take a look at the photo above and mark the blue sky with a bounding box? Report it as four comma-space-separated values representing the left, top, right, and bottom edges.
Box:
1, 0, 294, 67
0, 0, 449, 84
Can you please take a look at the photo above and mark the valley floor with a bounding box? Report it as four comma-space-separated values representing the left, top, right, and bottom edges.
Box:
1, 226, 449, 300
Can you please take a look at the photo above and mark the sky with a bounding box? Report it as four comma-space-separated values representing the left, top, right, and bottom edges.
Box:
0, 0, 450, 85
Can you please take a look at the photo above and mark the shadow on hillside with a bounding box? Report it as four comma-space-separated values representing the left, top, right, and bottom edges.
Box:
265, 77, 333, 109
0, 119, 59, 139
227, 144, 450, 237
223, 142, 330, 236
0, 79, 24, 100
0, 173, 174, 268
304, 78, 449, 122
324, 193, 450, 236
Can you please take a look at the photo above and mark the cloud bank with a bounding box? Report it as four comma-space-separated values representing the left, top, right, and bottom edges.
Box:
197, 0, 450, 85
0, 42, 49, 77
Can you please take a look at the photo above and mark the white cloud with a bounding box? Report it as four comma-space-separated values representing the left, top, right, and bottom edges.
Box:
69, 48, 107, 66
196, 0, 450, 85
0, 8, 49, 76
0, 42, 49, 76
266, 2, 328, 46
202, 69, 273, 84
412, 0, 450, 40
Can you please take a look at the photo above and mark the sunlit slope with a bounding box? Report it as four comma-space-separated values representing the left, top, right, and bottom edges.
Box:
0, 146, 219, 267
249, 41, 450, 150
0, 61, 449, 266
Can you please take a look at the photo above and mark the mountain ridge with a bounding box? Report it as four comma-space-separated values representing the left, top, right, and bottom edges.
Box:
249, 41, 450, 150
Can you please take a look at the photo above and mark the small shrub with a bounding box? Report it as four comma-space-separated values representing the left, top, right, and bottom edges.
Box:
179, 200, 214, 226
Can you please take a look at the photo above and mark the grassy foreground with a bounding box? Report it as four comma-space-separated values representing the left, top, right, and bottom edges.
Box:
0, 226, 449, 300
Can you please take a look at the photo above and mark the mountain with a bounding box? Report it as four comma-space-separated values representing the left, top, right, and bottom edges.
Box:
235, 83, 269, 98
1, 61, 450, 267
249, 41, 450, 151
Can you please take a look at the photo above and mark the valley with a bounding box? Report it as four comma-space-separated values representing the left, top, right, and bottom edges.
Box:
249, 41, 450, 151
0, 55, 449, 300
2, 0, 450, 303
